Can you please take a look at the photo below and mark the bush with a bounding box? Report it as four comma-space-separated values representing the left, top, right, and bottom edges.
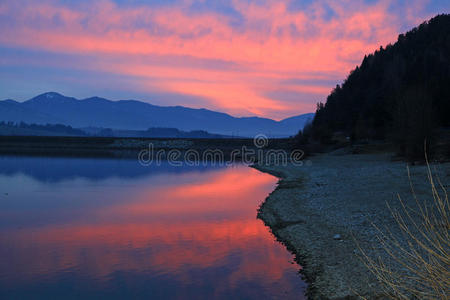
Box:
361, 154, 449, 299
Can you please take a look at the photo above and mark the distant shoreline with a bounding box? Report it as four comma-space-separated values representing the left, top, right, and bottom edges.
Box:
0, 135, 293, 159
253, 152, 450, 299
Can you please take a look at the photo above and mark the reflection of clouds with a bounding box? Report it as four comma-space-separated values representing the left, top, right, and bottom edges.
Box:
3, 221, 288, 283
94, 168, 276, 220
0, 165, 304, 296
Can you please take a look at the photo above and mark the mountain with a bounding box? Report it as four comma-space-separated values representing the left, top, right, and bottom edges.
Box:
0, 99, 61, 124
0, 92, 313, 137
308, 14, 450, 158
279, 114, 315, 128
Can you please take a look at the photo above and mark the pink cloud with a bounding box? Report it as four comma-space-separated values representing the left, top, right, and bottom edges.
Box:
0, 0, 424, 118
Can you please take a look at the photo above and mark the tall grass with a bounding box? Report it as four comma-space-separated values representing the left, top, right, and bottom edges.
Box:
360, 154, 449, 299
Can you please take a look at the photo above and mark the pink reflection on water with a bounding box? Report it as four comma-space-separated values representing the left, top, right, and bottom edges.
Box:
0, 161, 305, 299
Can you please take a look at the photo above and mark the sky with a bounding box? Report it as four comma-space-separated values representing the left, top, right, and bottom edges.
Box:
0, 0, 448, 120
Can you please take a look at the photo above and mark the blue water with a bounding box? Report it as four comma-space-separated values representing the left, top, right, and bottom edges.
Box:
0, 156, 305, 299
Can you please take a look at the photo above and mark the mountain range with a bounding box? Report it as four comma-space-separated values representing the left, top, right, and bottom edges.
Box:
0, 92, 314, 137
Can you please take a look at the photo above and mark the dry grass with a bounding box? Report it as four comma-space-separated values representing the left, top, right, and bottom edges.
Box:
360, 154, 449, 299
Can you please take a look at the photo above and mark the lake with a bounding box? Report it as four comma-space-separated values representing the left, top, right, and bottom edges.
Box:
0, 156, 305, 299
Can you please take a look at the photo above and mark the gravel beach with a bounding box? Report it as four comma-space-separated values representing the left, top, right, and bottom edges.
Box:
253, 152, 450, 299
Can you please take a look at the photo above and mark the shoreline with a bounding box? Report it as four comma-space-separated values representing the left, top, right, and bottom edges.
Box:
0, 135, 292, 159
253, 153, 450, 299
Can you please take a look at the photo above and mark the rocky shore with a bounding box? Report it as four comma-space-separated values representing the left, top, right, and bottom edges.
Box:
253, 152, 450, 299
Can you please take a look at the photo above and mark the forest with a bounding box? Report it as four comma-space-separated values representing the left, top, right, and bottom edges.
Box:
301, 14, 450, 159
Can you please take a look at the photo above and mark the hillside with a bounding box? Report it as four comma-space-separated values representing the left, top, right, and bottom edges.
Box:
309, 14, 450, 158
0, 92, 314, 137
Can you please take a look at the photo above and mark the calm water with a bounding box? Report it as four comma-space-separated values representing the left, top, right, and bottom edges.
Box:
0, 156, 305, 299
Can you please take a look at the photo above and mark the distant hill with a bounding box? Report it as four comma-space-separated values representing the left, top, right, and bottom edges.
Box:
0, 92, 314, 137
0, 122, 232, 138
308, 14, 450, 158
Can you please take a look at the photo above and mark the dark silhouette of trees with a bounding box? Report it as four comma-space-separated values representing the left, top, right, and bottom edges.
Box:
0, 121, 86, 136
307, 14, 450, 159
391, 86, 436, 159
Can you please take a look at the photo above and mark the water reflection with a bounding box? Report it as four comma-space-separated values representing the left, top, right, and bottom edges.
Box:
0, 156, 220, 182
0, 156, 305, 299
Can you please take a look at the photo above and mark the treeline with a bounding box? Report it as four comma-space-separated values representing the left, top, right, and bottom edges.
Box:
96, 127, 228, 138
0, 121, 86, 136
300, 14, 450, 159
0, 122, 229, 139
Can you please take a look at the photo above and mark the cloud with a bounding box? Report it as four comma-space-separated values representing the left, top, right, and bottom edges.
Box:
0, 0, 447, 118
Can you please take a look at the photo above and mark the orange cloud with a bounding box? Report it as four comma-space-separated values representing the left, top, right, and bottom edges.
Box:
0, 0, 430, 118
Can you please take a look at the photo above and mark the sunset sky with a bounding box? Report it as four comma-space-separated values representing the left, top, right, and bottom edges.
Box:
0, 0, 448, 119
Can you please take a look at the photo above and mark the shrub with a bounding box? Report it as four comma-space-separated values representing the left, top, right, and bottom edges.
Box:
361, 154, 449, 299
